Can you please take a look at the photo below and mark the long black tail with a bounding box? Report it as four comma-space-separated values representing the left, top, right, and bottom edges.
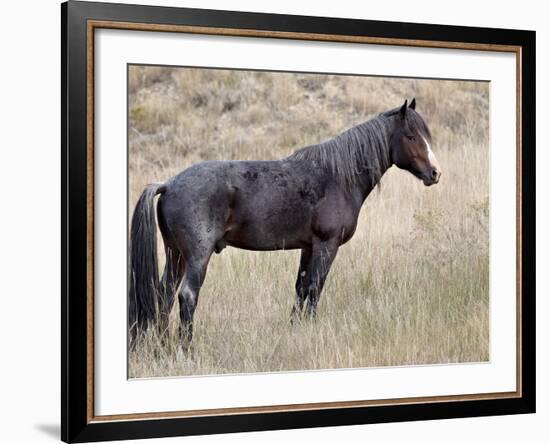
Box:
129, 182, 166, 346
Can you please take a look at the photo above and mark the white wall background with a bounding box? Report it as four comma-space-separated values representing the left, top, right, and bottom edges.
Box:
0, 0, 546, 443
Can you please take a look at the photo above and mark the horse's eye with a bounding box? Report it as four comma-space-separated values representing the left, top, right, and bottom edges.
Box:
405, 134, 416, 142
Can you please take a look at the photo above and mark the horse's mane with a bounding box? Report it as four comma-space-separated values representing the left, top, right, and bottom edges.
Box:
287, 107, 431, 189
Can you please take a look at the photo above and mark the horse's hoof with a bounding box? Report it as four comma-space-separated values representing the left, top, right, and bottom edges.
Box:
176, 342, 194, 359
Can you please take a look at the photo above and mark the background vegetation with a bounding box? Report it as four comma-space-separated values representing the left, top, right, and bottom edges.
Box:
128, 65, 489, 378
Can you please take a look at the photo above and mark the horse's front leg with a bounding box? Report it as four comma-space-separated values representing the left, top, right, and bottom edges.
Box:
304, 238, 339, 318
290, 247, 312, 323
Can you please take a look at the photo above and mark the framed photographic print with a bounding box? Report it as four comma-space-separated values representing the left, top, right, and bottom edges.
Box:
61, 1, 536, 442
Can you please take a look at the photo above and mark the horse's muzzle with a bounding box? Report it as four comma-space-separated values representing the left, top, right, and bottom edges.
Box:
422, 166, 441, 186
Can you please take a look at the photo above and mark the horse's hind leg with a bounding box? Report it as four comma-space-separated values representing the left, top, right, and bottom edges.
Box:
290, 247, 312, 323
157, 246, 185, 337
160, 176, 229, 350
178, 250, 213, 350
157, 198, 186, 338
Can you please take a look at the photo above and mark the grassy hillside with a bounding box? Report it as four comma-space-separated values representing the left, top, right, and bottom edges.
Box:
128, 65, 489, 378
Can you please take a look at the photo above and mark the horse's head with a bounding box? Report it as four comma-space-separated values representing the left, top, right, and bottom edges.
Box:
390, 99, 441, 186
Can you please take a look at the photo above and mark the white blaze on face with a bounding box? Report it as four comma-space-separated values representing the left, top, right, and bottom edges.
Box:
422, 135, 440, 171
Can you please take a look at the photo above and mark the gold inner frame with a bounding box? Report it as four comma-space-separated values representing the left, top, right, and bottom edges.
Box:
85, 19, 523, 423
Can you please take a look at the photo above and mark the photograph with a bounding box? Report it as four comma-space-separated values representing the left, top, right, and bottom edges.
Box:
127, 65, 490, 378
57, 1, 536, 441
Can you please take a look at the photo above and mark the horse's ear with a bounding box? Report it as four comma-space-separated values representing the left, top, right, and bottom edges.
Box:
399, 100, 408, 119
409, 97, 416, 110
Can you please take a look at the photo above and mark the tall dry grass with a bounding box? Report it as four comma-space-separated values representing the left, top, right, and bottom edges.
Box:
128, 65, 489, 378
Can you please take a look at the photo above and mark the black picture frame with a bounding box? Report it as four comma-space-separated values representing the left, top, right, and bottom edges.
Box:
61, 1, 536, 442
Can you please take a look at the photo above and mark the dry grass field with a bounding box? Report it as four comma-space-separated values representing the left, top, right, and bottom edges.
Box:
128, 65, 489, 378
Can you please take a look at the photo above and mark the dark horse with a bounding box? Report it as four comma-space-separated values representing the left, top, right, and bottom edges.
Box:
129, 99, 441, 348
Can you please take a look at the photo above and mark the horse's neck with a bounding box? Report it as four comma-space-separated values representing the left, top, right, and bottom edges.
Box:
354, 161, 392, 203
353, 126, 393, 201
